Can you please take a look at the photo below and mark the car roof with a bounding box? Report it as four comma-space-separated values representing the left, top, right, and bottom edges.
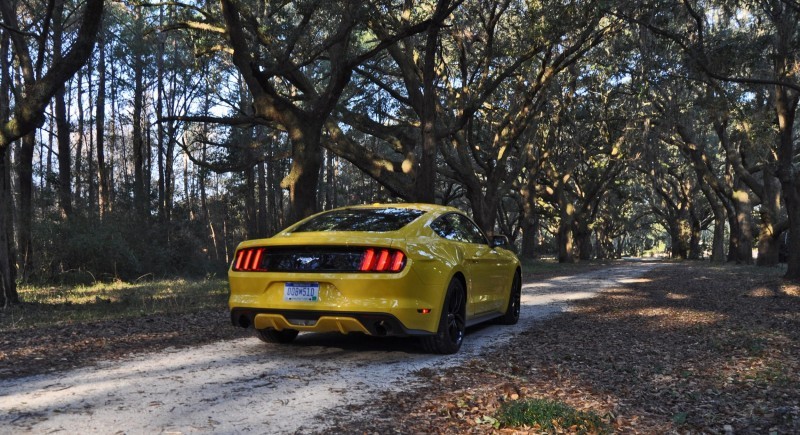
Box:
338, 202, 463, 214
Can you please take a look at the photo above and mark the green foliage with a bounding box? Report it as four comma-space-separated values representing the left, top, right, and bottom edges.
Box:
31, 212, 228, 284
495, 398, 610, 433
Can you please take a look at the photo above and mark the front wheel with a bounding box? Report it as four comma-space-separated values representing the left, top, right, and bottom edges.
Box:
496, 270, 521, 325
422, 278, 466, 354
256, 328, 299, 344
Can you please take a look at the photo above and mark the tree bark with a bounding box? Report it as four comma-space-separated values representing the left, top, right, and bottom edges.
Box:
520, 176, 539, 259
668, 216, 690, 259
0, 148, 17, 306
575, 223, 592, 261
558, 198, 575, 263
688, 214, 702, 260
132, 47, 147, 217
280, 124, 323, 223
699, 183, 726, 263
244, 165, 257, 238
96, 33, 109, 219
416, 8, 443, 204
73, 73, 87, 206
775, 85, 800, 278
756, 172, 782, 266
726, 183, 754, 264
52, 0, 72, 219
16, 133, 35, 281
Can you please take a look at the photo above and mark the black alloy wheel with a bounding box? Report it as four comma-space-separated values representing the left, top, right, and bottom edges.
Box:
422, 278, 466, 354
497, 270, 521, 325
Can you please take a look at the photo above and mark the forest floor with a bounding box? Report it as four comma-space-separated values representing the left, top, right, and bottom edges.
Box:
333, 262, 800, 434
1, 261, 799, 433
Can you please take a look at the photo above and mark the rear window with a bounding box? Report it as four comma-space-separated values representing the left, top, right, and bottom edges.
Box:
292, 208, 425, 232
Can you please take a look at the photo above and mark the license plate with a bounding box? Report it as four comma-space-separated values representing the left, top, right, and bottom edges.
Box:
284, 282, 319, 302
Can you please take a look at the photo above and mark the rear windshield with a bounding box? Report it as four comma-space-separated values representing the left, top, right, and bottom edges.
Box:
292, 208, 425, 232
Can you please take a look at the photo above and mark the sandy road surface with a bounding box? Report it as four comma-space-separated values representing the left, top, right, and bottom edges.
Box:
0, 261, 662, 434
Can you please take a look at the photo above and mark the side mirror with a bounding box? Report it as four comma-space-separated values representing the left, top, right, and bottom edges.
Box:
490, 235, 509, 249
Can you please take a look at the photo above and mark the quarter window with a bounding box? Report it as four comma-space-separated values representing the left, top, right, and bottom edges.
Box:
431, 213, 488, 245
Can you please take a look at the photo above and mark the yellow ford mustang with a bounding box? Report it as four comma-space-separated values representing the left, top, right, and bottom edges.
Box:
228, 203, 521, 354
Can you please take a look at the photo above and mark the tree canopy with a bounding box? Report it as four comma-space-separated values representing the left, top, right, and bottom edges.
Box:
1, 0, 799, 304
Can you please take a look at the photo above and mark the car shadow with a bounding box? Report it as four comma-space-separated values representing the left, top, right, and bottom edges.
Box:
280, 322, 498, 355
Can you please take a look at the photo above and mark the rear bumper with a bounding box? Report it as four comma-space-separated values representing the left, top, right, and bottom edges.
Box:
230, 308, 432, 337
228, 266, 449, 334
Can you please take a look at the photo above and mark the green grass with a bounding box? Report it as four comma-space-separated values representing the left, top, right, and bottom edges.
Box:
496, 398, 610, 433
0, 278, 229, 331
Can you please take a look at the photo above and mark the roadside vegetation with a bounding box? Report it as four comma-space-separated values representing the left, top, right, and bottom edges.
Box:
1, 278, 229, 331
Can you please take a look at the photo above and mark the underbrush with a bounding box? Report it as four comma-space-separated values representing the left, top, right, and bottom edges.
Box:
1, 278, 229, 331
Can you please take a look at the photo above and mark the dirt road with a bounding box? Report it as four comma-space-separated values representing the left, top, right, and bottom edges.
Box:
0, 261, 662, 434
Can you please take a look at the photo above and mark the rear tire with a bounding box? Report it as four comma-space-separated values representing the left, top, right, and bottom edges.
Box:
256, 328, 299, 344
497, 270, 521, 325
422, 278, 466, 354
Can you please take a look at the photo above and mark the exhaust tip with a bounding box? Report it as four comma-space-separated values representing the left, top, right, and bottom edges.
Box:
237, 314, 251, 328
374, 321, 391, 336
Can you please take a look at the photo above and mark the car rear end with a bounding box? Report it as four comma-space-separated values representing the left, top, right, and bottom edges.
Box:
228, 206, 446, 337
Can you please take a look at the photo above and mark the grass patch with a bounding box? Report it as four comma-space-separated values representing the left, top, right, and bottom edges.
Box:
496, 398, 610, 433
1, 278, 229, 331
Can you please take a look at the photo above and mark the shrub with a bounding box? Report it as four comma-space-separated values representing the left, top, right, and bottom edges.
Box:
495, 398, 610, 434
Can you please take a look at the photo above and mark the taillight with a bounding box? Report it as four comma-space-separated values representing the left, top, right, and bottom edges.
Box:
360, 248, 406, 272
233, 248, 266, 271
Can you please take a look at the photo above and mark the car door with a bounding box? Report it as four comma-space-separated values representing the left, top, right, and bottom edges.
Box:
431, 214, 485, 316
450, 214, 507, 314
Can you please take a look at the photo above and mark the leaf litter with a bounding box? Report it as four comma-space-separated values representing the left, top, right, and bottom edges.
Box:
325, 264, 800, 434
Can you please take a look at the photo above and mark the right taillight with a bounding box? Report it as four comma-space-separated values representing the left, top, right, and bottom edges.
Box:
360, 248, 406, 272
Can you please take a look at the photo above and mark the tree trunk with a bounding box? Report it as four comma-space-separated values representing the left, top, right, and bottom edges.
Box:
75, 72, 85, 204
465, 184, 497, 237
86, 65, 96, 216
16, 132, 34, 281
785, 193, 800, 279
558, 203, 575, 263
415, 8, 443, 204
52, 0, 72, 219
774, 80, 799, 279
0, 149, 17, 306
325, 149, 335, 210
520, 181, 539, 259
700, 184, 727, 262
575, 224, 592, 261
281, 125, 323, 223
244, 165, 257, 238
156, 23, 166, 223
55, 84, 72, 218
756, 172, 782, 266
688, 216, 702, 260
96, 34, 109, 219
266, 142, 278, 234
667, 215, 691, 260
132, 54, 146, 217
257, 160, 267, 237
730, 185, 754, 264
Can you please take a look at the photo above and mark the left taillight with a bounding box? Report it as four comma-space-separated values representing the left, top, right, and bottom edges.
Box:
233, 247, 266, 271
